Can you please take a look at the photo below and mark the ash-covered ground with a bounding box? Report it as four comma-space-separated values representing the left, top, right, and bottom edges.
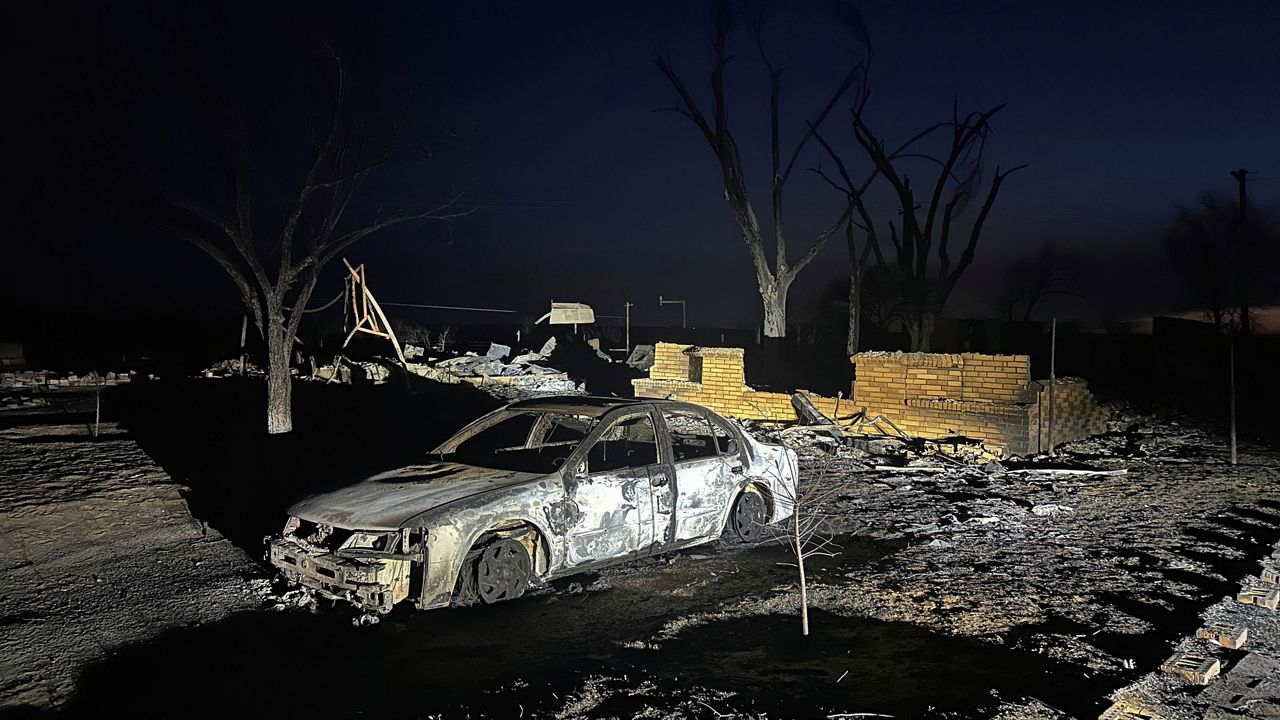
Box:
0, 382, 1277, 719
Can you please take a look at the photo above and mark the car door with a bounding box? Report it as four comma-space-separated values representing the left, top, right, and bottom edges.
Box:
562, 411, 661, 567
661, 408, 736, 543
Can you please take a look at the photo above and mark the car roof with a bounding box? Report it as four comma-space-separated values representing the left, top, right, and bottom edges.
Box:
504, 395, 643, 417
503, 395, 712, 419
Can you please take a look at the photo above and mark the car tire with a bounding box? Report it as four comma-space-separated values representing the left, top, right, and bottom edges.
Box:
728, 487, 768, 543
456, 536, 532, 606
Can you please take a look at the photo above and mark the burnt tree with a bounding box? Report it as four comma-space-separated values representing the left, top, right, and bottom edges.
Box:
850, 100, 1025, 351
655, 8, 860, 338
156, 52, 464, 434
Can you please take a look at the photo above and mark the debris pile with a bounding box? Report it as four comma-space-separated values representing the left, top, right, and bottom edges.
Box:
199, 358, 262, 378
625, 344, 655, 371
1, 369, 140, 389
405, 338, 580, 400
0, 392, 48, 410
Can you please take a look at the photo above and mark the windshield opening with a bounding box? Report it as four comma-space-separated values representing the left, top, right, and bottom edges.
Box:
438, 410, 600, 473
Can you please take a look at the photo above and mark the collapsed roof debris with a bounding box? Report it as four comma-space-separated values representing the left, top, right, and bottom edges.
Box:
625, 344, 655, 371
403, 340, 580, 401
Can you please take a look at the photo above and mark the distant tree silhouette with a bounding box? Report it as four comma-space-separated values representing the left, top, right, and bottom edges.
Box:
1164, 190, 1276, 332
993, 242, 1076, 322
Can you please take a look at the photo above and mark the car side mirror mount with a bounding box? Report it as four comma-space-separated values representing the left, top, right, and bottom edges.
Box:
572, 459, 588, 479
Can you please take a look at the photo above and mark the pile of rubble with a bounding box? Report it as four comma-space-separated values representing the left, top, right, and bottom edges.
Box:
1, 369, 141, 390
199, 358, 263, 379
0, 392, 48, 410
307, 359, 394, 385
405, 338, 579, 400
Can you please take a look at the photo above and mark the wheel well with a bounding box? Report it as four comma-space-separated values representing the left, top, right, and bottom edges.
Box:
476, 520, 549, 577
742, 481, 775, 523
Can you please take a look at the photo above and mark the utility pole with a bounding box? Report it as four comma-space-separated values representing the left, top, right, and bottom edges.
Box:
1231, 168, 1255, 335
659, 295, 686, 329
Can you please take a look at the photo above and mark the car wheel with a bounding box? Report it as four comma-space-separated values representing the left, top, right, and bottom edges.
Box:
474, 538, 531, 604
729, 488, 767, 543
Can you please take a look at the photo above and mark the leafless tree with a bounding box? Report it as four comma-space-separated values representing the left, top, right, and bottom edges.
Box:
847, 97, 1026, 351
654, 3, 863, 339
755, 461, 844, 636
152, 48, 466, 434
806, 129, 882, 355
1164, 190, 1277, 333
993, 242, 1076, 322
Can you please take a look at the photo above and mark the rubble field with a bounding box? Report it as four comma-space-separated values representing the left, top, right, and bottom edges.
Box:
0, 382, 1277, 719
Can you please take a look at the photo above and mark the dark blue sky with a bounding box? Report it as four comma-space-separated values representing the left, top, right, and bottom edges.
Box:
8, 1, 1279, 330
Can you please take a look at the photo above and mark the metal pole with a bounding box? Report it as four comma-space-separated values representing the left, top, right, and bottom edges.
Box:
1230, 335, 1237, 466
624, 302, 632, 353
1048, 317, 1057, 456
659, 295, 688, 329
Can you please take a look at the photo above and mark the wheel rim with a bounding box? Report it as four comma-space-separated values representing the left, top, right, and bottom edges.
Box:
733, 491, 766, 541
476, 539, 530, 604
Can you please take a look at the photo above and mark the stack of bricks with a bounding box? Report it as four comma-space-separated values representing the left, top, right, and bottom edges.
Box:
852, 351, 1106, 456
634, 343, 848, 423
1034, 378, 1108, 449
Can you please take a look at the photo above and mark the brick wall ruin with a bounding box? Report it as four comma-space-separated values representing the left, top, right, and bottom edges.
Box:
632, 343, 1108, 457
852, 351, 1107, 456
634, 344, 850, 422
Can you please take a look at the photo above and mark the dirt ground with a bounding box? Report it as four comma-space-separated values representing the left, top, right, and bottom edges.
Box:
0, 382, 1278, 719
0, 396, 263, 709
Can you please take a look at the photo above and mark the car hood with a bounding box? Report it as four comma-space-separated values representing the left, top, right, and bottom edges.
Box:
287, 461, 546, 530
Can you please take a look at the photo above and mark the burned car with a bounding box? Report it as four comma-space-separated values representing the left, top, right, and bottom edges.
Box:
268, 396, 798, 613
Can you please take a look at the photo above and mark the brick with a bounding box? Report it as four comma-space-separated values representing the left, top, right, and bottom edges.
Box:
1259, 564, 1279, 584
1160, 651, 1220, 685
1195, 622, 1248, 650
1237, 585, 1280, 610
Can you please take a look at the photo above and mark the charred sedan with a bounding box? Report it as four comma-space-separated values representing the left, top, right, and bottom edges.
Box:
268, 397, 799, 613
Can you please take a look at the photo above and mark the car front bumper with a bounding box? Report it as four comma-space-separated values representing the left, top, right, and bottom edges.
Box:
268, 538, 414, 614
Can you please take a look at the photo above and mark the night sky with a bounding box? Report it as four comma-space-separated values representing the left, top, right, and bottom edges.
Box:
8, 1, 1280, 332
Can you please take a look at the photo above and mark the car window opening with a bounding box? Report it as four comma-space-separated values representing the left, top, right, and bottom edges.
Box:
441, 410, 600, 473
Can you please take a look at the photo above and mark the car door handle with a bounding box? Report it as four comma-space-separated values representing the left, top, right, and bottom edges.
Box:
730, 465, 744, 475
651, 473, 669, 487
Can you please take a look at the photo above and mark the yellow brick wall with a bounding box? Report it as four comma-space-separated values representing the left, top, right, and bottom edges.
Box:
634, 345, 1106, 457
851, 351, 1034, 414
650, 342, 693, 381
633, 345, 856, 425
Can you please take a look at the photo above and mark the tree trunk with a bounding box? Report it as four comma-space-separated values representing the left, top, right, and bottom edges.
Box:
760, 278, 790, 339
846, 264, 861, 356
795, 511, 809, 636
265, 317, 293, 435
906, 310, 937, 352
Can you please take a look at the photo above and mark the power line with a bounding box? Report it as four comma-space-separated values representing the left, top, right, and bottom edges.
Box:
378, 301, 518, 314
